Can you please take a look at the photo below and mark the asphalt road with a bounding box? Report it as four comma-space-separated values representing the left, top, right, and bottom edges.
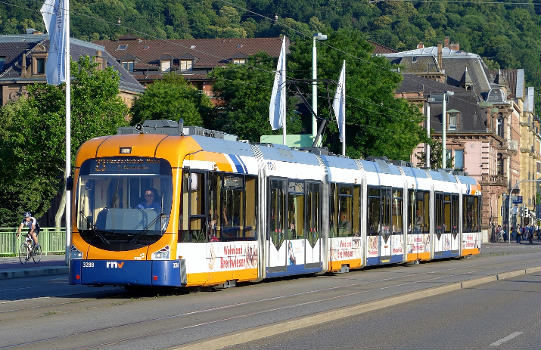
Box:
0, 243, 539, 350
227, 272, 541, 350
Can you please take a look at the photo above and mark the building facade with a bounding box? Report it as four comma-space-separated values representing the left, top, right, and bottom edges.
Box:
0, 33, 144, 108
383, 40, 537, 240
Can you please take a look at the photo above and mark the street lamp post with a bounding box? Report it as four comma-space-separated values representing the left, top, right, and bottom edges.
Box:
442, 91, 454, 169
312, 32, 327, 145
425, 102, 431, 168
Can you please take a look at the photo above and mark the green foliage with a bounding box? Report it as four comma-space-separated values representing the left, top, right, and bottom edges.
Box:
0, 57, 128, 225
1, 1, 538, 107
415, 137, 454, 170
289, 29, 426, 159
208, 53, 302, 142
130, 73, 210, 126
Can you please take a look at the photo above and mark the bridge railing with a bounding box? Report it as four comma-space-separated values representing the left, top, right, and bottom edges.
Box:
0, 227, 66, 256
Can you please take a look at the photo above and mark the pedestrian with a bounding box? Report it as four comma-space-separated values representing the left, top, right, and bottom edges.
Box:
516, 225, 522, 244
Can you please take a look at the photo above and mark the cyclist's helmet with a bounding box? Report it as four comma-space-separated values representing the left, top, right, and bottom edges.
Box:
24, 212, 32, 218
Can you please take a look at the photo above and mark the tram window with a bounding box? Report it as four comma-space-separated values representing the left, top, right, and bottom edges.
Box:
244, 177, 257, 240
337, 185, 353, 237
418, 191, 429, 233
219, 175, 244, 241
408, 190, 429, 234
269, 179, 286, 249
463, 195, 479, 232
392, 189, 403, 234
306, 182, 321, 245
329, 184, 336, 237
352, 186, 361, 236
435, 193, 443, 234
180, 172, 207, 242
451, 195, 459, 233
382, 188, 391, 236
288, 180, 305, 239
444, 194, 451, 233
367, 187, 381, 236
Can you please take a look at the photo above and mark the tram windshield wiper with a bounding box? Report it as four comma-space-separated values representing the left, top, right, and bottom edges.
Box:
79, 210, 110, 245
129, 212, 165, 244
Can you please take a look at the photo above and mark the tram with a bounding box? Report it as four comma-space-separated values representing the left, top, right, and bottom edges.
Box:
69, 120, 481, 287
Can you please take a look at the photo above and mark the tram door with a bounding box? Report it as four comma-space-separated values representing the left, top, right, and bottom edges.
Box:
267, 179, 287, 274
434, 193, 459, 258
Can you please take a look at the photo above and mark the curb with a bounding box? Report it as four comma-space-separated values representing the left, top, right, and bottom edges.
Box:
0, 266, 68, 280
170, 267, 541, 350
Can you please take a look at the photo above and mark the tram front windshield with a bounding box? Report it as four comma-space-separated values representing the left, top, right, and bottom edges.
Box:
76, 157, 172, 251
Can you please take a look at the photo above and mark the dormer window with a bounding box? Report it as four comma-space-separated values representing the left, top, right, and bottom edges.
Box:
160, 60, 171, 72
36, 58, 45, 74
180, 59, 193, 72
122, 61, 134, 72
447, 109, 460, 131
233, 58, 246, 65
32, 54, 47, 75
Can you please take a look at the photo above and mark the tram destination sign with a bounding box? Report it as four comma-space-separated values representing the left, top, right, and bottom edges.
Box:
82, 157, 169, 175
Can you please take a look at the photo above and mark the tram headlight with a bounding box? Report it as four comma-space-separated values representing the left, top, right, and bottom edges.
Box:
69, 245, 83, 260
151, 245, 170, 260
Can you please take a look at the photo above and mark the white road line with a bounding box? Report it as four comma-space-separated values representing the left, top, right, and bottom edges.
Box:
490, 331, 523, 347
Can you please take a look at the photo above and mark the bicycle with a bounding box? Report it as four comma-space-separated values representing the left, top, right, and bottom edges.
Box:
18, 234, 42, 264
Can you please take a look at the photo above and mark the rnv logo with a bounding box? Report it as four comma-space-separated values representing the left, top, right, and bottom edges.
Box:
106, 261, 124, 269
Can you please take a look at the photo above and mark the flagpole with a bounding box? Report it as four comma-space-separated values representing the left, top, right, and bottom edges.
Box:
64, 0, 71, 264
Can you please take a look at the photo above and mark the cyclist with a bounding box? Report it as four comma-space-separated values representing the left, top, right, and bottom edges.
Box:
16, 212, 41, 251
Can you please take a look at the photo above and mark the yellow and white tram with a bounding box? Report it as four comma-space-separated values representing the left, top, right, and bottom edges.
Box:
69, 120, 481, 287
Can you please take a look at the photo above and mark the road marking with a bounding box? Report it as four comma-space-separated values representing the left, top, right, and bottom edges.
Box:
490, 332, 523, 347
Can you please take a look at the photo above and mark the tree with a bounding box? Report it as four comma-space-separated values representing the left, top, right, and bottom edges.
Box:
415, 137, 454, 170
208, 52, 302, 142
130, 73, 210, 126
289, 29, 426, 159
0, 56, 129, 227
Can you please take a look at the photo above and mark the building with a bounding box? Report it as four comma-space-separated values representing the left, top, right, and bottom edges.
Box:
94, 36, 287, 104
0, 33, 144, 108
383, 40, 537, 240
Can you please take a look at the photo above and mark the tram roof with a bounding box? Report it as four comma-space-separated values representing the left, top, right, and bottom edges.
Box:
191, 135, 254, 157
429, 169, 457, 183
360, 159, 401, 175
256, 144, 320, 166
320, 155, 359, 170
401, 166, 428, 178
457, 175, 477, 185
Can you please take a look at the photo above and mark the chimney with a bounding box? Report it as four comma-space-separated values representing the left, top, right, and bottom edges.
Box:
444, 36, 450, 48
417, 42, 424, 49
21, 52, 27, 77
437, 44, 443, 71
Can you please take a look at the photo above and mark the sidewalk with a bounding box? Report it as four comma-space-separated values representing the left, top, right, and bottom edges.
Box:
0, 254, 68, 280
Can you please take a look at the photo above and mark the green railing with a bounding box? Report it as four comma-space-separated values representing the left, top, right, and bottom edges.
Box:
0, 227, 66, 256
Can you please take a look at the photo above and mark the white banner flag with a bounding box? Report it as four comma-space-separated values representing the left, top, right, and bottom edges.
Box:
333, 60, 346, 146
41, 0, 66, 85
269, 37, 287, 131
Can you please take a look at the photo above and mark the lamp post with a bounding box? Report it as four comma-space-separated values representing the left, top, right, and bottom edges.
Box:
442, 91, 454, 169
312, 32, 327, 144
425, 101, 431, 168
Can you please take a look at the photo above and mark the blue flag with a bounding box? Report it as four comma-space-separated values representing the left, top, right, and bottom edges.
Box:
41, 0, 66, 85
